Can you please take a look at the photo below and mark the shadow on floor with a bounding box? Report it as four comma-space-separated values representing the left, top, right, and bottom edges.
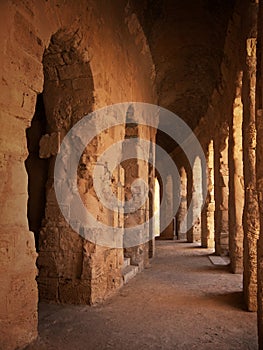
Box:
205, 291, 245, 311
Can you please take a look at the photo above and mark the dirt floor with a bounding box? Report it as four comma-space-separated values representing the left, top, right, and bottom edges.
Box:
26, 241, 258, 350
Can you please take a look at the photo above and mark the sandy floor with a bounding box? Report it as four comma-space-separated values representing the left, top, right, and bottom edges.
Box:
26, 241, 258, 350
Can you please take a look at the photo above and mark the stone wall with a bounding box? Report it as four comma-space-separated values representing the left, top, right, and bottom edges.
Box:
0, 1, 157, 349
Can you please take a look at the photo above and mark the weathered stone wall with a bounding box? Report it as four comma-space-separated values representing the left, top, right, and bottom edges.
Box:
0, 1, 157, 349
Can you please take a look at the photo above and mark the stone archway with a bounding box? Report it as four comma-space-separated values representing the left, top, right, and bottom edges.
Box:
34, 29, 95, 304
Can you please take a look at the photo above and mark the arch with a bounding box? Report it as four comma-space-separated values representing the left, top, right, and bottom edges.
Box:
33, 28, 95, 304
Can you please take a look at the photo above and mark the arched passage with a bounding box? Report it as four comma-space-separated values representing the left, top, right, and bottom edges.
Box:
32, 29, 95, 304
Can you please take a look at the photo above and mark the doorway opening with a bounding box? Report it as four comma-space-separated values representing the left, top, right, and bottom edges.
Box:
25, 94, 48, 251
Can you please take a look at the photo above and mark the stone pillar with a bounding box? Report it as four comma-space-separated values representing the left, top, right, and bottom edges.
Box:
257, 1, 263, 346
153, 177, 160, 239
228, 71, 244, 274
187, 167, 194, 242
177, 167, 187, 240
258, 104, 263, 346
214, 127, 229, 256
192, 157, 203, 242
186, 160, 203, 244
0, 123, 38, 350
159, 174, 175, 239
201, 140, 215, 248
257, 91, 263, 343
123, 122, 151, 268
242, 1, 259, 311
148, 142, 156, 258
148, 169, 154, 258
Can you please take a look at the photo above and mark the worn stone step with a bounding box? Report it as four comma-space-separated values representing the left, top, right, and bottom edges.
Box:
208, 256, 230, 266
123, 257, 130, 269
122, 265, 139, 284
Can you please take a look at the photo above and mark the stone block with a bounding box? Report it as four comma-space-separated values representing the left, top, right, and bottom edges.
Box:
5, 158, 28, 196
38, 249, 83, 280
39, 132, 60, 158
37, 252, 58, 278
45, 203, 64, 221
60, 227, 83, 252
5, 43, 43, 94
122, 265, 138, 284
0, 111, 28, 156
7, 272, 38, 316
14, 11, 44, 61
0, 233, 15, 269
0, 194, 28, 227
59, 279, 90, 304
39, 226, 59, 252
38, 276, 59, 302
72, 77, 92, 90
58, 62, 92, 80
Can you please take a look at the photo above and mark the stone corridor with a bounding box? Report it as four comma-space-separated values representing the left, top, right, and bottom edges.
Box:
26, 241, 257, 350
3, 0, 263, 348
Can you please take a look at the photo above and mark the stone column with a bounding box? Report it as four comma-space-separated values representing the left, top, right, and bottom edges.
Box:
177, 167, 188, 240
153, 177, 160, 239
186, 161, 203, 244
258, 103, 263, 346
123, 122, 151, 269
257, 1, 263, 346
148, 161, 155, 258
228, 71, 244, 274
214, 127, 229, 256
0, 110, 38, 350
201, 141, 215, 248
159, 174, 175, 239
242, 1, 259, 312
192, 157, 203, 242
187, 166, 194, 242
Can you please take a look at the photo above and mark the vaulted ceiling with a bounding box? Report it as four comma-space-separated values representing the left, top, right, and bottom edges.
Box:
132, 0, 236, 153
